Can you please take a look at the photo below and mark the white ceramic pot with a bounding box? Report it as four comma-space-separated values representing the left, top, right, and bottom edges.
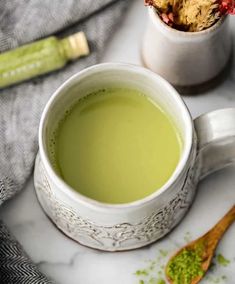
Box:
142, 8, 232, 93
34, 63, 235, 251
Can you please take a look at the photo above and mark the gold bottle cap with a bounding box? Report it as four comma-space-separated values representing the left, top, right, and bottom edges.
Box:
67, 32, 90, 59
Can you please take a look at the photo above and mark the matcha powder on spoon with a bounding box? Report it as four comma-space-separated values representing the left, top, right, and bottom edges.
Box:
166, 245, 205, 284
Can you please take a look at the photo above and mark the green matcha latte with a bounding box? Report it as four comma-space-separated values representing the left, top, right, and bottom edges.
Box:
49, 87, 182, 204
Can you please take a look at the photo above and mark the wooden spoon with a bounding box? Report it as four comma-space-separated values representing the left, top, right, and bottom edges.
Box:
166, 205, 235, 284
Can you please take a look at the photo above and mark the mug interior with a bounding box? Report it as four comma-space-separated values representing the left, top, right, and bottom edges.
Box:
39, 63, 193, 207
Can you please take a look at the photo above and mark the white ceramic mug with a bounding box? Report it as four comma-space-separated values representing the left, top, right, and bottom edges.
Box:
34, 63, 235, 251
142, 8, 232, 93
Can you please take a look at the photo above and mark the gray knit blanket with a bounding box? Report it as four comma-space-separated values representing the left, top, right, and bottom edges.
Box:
0, 1, 131, 283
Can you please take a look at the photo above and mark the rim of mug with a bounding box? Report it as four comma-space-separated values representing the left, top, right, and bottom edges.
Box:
149, 7, 226, 38
39, 63, 193, 211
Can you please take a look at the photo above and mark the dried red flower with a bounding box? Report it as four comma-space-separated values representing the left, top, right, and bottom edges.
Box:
220, 0, 235, 14
161, 13, 174, 25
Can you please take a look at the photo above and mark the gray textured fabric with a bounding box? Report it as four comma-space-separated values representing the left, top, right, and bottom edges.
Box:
0, 0, 131, 283
0, 221, 54, 283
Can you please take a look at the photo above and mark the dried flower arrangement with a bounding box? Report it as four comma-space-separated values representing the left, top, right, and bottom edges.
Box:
145, 0, 235, 32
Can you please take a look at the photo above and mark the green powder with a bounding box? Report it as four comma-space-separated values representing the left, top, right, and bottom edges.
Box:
206, 275, 228, 284
136, 270, 149, 277
134, 249, 169, 284
159, 250, 168, 257
166, 245, 205, 284
156, 280, 166, 284
216, 254, 230, 267
149, 279, 166, 284
134, 233, 231, 284
138, 279, 166, 284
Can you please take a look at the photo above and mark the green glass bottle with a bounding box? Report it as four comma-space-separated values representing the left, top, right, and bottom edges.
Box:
0, 32, 89, 89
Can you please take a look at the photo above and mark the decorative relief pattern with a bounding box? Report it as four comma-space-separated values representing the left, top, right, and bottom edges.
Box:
34, 145, 198, 250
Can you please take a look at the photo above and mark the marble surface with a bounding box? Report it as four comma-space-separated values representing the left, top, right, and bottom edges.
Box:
1, 1, 235, 283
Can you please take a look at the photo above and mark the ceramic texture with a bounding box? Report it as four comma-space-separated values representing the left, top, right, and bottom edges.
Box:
142, 8, 233, 91
34, 63, 235, 251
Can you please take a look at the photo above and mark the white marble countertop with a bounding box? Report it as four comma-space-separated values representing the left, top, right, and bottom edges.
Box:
1, 1, 235, 283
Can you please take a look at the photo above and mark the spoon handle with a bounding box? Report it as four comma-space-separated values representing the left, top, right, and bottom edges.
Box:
208, 205, 235, 247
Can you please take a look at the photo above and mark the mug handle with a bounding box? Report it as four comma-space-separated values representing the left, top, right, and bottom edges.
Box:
194, 108, 235, 180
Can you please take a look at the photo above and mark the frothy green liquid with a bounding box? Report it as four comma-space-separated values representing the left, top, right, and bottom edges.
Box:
50, 88, 182, 204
